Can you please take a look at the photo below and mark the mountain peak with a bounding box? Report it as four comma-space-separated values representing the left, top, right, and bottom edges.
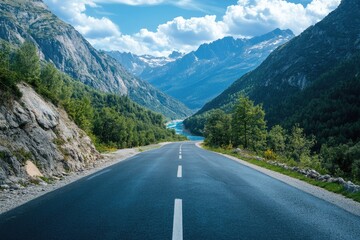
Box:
250, 28, 294, 45
169, 51, 184, 59
270, 28, 294, 36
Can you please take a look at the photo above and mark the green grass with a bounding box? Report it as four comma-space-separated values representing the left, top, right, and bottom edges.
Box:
13, 148, 32, 164
205, 145, 360, 203
39, 176, 54, 184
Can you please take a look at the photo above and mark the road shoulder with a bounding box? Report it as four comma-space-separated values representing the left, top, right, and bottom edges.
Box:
195, 142, 360, 217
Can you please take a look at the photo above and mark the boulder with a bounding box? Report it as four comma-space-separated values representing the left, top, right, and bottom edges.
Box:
0, 84, 99, 185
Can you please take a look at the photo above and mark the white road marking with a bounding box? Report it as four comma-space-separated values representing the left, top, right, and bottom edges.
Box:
87, 169, 111, 180
177, 165, 182, 178
172, 199, 183, 240
179, 144, 183, 159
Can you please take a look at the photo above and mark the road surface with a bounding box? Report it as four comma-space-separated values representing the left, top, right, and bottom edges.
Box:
1, 142, 360, 239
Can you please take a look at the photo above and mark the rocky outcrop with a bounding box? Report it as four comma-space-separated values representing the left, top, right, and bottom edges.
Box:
0, 83, 99, 187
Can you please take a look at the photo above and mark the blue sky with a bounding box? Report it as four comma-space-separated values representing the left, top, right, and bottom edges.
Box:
44, 0, 340, 56
85, 1, 240, 34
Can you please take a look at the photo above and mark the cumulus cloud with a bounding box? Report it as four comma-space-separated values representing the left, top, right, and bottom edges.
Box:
44, 0, 341, 56
88, 15, 224, 56
153, 16, 224, 46
44, 0, 121, 39
223, 0, 341, 37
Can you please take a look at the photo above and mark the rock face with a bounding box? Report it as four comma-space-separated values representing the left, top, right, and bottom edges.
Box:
0, 0, 191, 119
0, 83, 99, 185
133, 29, 294, 110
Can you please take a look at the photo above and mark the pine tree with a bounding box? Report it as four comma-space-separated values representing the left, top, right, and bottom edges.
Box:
268, 125, 286, 154
204, 109, 231, 147
232, 96, 266, 151
286, 124, 315, 162
13, 41, 40, 85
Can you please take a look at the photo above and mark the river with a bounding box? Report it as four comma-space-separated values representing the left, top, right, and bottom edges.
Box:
166, 120, 204, 141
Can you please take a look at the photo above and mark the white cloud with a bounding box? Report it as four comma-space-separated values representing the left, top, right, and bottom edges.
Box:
44, 0, 121, 38
156, 15, 224, 46
223, 0, 341, 37
44, 0, 341, 57
88, 15, 225, 56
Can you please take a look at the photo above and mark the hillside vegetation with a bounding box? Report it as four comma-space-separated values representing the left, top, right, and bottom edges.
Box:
0, 41, 185, 151
203, 96, 360, 184
0, 0, 192, 119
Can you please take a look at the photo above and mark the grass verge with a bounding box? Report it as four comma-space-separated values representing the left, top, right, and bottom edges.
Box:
204, 145, 360, 203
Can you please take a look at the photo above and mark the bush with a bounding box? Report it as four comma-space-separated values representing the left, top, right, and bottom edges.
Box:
264, 149, 276, 160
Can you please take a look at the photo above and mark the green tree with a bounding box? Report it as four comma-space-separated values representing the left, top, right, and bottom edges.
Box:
0, 42, 11, 70
39, 62, 63, 104
40, 63, 62, 92
66, 96, 94, 133
13, 41, 40, 85
0, 42, 22, 99
267, 125, 286, 154
320, 141, 360, 181
232, 96, 266, 151
286, 124, 315, 162
204, 109, 231, 147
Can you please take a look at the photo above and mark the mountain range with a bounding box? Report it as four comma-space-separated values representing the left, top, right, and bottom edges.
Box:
111, 29, 294, 110
186, 0, 360, 146
106, 51, 184, 76
0, 0, 191, 119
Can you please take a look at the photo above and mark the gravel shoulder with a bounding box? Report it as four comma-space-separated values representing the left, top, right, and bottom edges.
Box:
0, 142, 170, 215
196, 142, 360, 217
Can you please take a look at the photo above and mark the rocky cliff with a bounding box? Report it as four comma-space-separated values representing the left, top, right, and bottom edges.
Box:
0, 0, 191, 119
0, 83, 99, 187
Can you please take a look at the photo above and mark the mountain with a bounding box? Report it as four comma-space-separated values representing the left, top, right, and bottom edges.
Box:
106, 51, 184, 76
0, 41, 186, 185
134, 29, 294, 110
0, 0, 191, 119
186, 0, 360, 145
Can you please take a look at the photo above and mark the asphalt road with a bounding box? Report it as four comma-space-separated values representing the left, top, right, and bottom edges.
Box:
1, 142, 360, 240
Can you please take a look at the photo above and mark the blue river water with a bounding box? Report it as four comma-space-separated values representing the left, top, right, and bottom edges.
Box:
166, 120, 204, 141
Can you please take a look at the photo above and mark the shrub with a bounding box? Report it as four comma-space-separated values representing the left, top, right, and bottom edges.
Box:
264, 149, 276, 160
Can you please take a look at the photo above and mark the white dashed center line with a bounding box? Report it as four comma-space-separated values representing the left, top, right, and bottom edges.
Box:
177, 165, 182, 178
172, 199, 183, 240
